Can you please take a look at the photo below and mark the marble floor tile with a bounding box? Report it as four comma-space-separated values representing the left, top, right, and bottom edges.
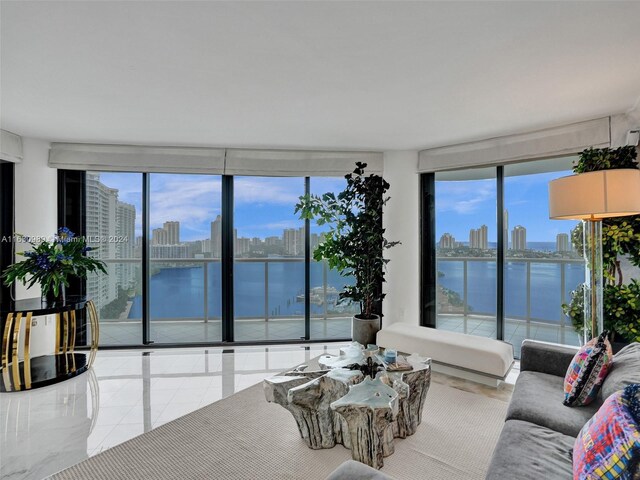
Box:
0, 343, 347, 480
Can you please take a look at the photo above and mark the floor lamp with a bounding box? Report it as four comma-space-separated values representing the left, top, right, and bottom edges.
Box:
549, 168, 640, 344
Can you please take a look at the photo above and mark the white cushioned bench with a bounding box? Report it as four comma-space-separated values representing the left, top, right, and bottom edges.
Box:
377, 323, 514, 387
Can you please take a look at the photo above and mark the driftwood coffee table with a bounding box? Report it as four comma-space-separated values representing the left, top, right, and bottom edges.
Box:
264, 343, 431, 469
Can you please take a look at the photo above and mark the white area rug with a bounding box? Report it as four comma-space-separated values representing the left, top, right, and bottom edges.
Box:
53, 373, 508, 479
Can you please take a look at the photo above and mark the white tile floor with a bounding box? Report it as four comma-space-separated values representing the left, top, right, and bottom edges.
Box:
0, 343, 350, 480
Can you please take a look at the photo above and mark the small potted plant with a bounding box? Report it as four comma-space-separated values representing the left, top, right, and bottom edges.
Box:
296, 162, 400, 345
2, 227, 107, 303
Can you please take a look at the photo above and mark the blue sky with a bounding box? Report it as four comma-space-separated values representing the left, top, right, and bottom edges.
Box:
98, 173, 346, 241
436, 170, 579, 243
99, 171, 577, 244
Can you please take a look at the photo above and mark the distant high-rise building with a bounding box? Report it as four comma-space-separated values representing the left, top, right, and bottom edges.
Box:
310, 233, 320, 251
150, 244, 189, 259
186, 240, 203, 257
163, 221, 180, 245
439, 233, 456, 249
265, 236, 282, 247
469, 225, 488, 249
116, 202, 136, 292
512, 225, 527, 251
201, 238, 212, 254
85, 173, 137, 314
152, 227, 168, 245
556, 233, 570, 252
236, 237, 251, 255
504, 209, 509, 249
284, 228, 297, 255
295, 227, 305, 256
151, 221, 181, 246
210, 215, 222, 258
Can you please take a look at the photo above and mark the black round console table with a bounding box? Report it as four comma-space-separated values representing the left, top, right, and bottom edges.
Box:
0, 296, 99, 392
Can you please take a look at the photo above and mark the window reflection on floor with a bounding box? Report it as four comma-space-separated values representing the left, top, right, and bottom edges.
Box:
0, 343, 348, 480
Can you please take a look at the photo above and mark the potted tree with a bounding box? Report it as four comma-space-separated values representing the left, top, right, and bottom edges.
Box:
296, 162, 399, 345
563, 146, 640, 349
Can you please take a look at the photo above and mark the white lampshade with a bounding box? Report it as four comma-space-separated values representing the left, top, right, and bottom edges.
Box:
549, 169, 640, 220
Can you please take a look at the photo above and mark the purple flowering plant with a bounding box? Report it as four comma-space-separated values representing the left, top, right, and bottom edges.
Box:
1, 227, 107, 299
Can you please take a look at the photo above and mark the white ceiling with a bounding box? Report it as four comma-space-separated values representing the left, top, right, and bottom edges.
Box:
1, 1, 640, 151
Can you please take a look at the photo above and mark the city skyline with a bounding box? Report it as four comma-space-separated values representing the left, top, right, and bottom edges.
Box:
147, 217, 323, 257
439, 223, 576, 252
436, 170, 581, 242
97, 173, 346, 242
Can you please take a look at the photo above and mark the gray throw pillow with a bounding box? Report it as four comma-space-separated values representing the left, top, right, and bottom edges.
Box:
599, 342, 640, 402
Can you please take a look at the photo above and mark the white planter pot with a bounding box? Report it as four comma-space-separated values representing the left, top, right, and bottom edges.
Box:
352, 314, 381, 346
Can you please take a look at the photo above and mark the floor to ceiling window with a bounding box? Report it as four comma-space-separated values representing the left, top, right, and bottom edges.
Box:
425, 157, 584, 357
148, 174, 223, 344
233, 176, 306, 342
85, 172, 143, 345
435, 167, 498, 338
67, 170, 358, 346
503, 159, 583, 348
309, 178, 358, 340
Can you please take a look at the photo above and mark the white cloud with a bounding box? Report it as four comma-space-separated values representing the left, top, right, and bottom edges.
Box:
436, 180, 495, 215
243, 220, 303, 232
234, 178, 303, 206
149, 176, 222, 232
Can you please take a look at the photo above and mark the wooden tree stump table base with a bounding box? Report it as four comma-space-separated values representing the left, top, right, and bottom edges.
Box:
264, 343, 431, 469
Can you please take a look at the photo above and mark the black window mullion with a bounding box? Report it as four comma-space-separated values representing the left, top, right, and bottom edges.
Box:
0, 162, 15, 305
496, 166, 505, 341
142, 173, 151, 344
221, 175, 234, 343
420, 173, 437, 328
304, 177, 310, 340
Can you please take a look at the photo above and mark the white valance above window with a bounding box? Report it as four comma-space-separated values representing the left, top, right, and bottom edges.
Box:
49, 143, 226, 174
49, 143, 384, 177
224, 149, 383, 176
1, 129, 23, 163
418, 117, 611, 173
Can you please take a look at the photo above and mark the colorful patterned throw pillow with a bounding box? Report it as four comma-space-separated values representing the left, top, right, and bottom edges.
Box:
573, 384, 640, 480
625, 385, 640, 480
564, 332, 613, 407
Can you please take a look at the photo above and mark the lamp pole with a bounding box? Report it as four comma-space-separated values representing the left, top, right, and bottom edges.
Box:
583, 217, 603, 343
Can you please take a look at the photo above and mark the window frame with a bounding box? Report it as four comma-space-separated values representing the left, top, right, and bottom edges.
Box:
58, 170, 355, 348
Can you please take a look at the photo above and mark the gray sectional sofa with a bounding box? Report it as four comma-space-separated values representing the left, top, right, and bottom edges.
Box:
486, 340, 640, 479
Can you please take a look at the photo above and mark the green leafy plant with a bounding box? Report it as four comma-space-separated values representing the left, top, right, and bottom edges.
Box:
295, 162, 400, 319
1, 227, 107, 299
606, 280, 640, 341
563, 146, 640, 342
573, 146, 638, 173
